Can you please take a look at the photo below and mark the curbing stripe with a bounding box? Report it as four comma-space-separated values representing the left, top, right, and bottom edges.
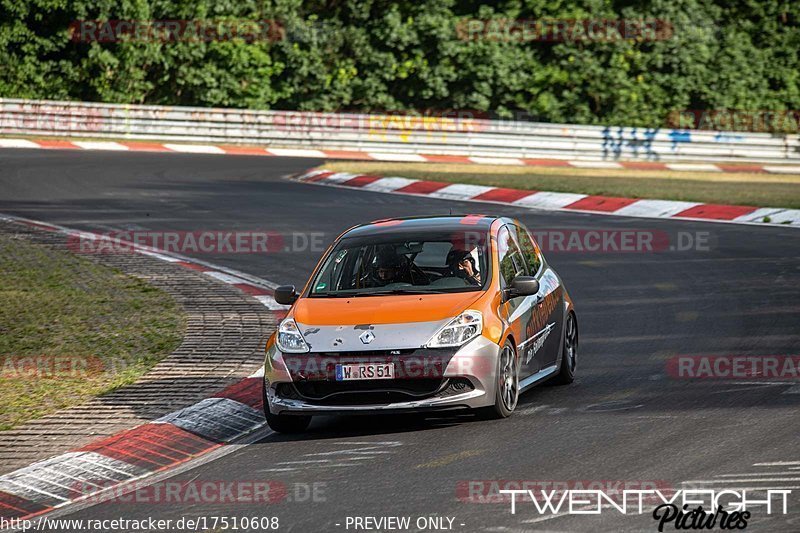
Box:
614, 199, 702, 218
321, 150, 374, 160
672, 204, 758, 220
157, 398, 265, 443
221, 145, 270, 156
341, 174, 384, 188
36, 140, 76, 149
122, 142, 172, 152
2, 136, 799, 174
513, 191, 588, 209
359, 176, 418, 192
367, 152, 428, 162
734, 207, 800, 225
214, 377, 264, 410
427, 183, 496, 200
304, 171, 335, 183
395, 180, 450, 195
733, 207, 787, 223
0, 490, 50, 518
473, 187, 537, 203
666, 163, 721, 172
0, 480, 67, 507
761, 166, 800, 174
0, 139, 41, 149
268, 148, 327, 158
71, 141, 128, 151
203, 270, 250, 285
175, 260, 210, 272
136, 249, 182, 262
162, 143, 226, 154
61, 454, 147, 483
0, 452, 147, 506
569, 161, 624, 169
716, 164, 766, 173
563, 195, 638, 212
294, 169, 800, 227
81, 424, 217, 471
468, 156, 524, 166
234, 283, 272, 296
323, 172, 359, 184
523, 158, 572, 167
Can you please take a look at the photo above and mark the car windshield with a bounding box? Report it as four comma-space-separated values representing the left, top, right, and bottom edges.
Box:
309, 230, 490, 297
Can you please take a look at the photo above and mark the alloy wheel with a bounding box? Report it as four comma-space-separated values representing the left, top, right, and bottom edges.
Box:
500, 344, 519, 411
564, 313, 578, 373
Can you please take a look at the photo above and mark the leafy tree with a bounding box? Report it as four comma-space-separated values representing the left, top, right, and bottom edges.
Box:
1, 0, 797, 129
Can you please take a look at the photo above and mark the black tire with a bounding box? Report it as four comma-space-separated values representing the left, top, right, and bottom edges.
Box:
552, 312, 578, 385
262, 381, 312, 433
484, 339, 520, 419
266, 411, 312, 433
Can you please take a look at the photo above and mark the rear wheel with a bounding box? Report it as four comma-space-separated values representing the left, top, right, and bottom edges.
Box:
484, 340, 519, 419
552, 312, 577, 385
263, 381, 312, 433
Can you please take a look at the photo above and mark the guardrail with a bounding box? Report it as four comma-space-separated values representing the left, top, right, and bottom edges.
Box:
1, 98, 798, 163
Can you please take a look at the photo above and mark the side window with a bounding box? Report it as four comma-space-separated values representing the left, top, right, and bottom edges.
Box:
497, 226, 526, 287
514, 225, 542, 276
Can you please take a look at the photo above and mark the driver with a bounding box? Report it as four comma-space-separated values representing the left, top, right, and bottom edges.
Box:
369, 248, 411, 286
446, 248, 481, 286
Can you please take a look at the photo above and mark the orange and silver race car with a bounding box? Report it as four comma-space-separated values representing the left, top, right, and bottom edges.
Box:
262, 215, 578, 432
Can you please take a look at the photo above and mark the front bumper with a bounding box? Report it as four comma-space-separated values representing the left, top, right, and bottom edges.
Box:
264, 336, 501, 415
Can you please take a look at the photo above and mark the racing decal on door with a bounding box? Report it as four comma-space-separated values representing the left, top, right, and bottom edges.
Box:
526, 270, 561, 335
523, 322, 556, 364
521, 269, 563, 367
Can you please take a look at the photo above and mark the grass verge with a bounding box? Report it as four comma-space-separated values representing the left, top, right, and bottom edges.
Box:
0, 234, 185, 430
323, 161, 800, 209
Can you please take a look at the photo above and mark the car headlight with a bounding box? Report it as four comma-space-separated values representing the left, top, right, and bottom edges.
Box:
427, 310, 483, 348
276, 318, 310, 353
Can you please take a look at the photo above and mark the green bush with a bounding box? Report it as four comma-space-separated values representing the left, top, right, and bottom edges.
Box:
1, 0, 797, 128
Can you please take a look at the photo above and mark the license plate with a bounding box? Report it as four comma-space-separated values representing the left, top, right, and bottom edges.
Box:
335, 363, 395, 381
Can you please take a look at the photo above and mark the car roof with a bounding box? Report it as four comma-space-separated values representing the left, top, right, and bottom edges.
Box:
342, 215, 499, 239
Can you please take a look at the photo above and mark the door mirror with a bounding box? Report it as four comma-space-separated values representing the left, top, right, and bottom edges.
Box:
274, 285, 299, 305
503, 276, 540, 302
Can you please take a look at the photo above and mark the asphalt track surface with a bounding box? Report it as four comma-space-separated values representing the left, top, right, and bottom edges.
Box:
1, 149, 799, 532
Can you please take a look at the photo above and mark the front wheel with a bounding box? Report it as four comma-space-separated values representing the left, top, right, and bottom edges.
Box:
552, 312, 578, 385
484, 340, 519, 419
263, 382, 312, 433
266, 411, 311, 433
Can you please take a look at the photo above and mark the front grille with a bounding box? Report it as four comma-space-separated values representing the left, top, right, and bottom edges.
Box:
276, 377, 475, 406
295, 378, 444, 403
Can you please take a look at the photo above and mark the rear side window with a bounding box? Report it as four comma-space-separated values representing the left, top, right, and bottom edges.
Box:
514, 225, 542, 276
497, 226, 526, 287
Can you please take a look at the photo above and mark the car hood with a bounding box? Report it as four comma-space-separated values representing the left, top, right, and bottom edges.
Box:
291, 291, 484, 352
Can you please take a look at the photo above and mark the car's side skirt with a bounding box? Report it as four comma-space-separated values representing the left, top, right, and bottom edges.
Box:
519, 364, 558, 392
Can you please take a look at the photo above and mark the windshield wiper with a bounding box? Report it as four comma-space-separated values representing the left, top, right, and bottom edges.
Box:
312, 288, 452, 297
361, 289, 450, 296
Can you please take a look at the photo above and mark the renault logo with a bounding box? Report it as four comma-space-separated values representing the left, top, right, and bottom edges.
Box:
359, 331, 375, 344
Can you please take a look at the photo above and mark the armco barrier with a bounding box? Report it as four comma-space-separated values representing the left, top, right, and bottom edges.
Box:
0, 98, 798, 163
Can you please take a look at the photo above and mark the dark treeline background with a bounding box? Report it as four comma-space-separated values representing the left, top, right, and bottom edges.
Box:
1, 0, 798, 127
